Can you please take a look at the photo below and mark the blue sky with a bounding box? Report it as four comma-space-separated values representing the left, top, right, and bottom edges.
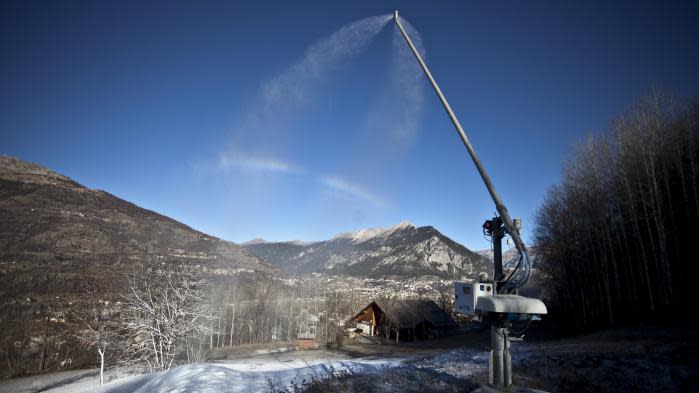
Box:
2, 1, 698, 250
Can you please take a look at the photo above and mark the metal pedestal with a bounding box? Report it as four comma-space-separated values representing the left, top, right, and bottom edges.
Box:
489, 321, 512, 389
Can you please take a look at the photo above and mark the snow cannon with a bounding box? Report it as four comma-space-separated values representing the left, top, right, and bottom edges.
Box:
393, 10, 547, 391
455, 280, 547, 321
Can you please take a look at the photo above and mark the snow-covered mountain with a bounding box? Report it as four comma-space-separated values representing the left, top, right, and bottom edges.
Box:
243, 221, 491, 279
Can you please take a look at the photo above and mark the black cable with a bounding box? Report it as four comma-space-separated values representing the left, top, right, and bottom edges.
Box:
501, 253, 523, 286
482, 226, 493, 243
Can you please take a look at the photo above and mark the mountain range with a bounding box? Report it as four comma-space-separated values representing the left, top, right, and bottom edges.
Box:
243, 220, 492, 279
1, 156, 492, 291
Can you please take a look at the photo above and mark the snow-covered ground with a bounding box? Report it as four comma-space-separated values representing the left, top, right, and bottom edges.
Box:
0, 350, 409, 393
103, 353, 402, 393
4, 325, 692, 393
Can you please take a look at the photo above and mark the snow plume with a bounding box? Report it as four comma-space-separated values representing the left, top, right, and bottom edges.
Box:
260, 14, 393, 114
218, 14, 393, 179
358, 18, 426, 177
221, 13, 392, 155
216, 15, 394, 200
386, 18, 426, 147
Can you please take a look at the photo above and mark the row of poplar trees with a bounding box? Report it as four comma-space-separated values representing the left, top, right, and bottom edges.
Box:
534, 92, 699, 331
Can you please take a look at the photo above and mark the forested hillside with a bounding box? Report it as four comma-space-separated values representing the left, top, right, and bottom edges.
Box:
535, 93, 699, 331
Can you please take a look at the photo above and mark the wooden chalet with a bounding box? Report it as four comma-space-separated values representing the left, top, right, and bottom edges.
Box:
350, 299, 456, 342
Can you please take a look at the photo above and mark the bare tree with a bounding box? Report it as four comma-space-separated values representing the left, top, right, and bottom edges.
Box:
120, 259, 215, 372
75, 297, 115, 385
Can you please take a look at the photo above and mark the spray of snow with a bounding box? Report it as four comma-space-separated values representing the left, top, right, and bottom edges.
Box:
211, 14, 432, 229
358, 18, 426, 155
260, 14, 393, 113
227, 13, 393, 152
387, 18, 426, 147
217, 15, 394, 206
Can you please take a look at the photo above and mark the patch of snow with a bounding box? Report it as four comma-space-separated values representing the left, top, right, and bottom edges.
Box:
411, 348, 488, 378
332, 220, 415, 244
0, 345, 498, 393
286, 240, 317, 246
391, 220, 415, 231
97, 353, 398, 393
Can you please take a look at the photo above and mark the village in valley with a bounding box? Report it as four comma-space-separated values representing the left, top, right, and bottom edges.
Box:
284, 273, 455, 302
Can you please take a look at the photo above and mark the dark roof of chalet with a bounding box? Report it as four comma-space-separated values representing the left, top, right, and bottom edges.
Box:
351, 299, 456, 329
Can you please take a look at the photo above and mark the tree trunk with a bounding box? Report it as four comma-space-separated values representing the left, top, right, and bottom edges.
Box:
98, 347, 104, 386
217, 317, 222, 348
623, 177, 655, 311
229, 303, 236, 347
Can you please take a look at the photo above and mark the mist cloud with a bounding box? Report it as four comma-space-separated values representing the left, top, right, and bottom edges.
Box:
218, 153, 304, 175
321, 175, 385, 207
217, 152, 385, 207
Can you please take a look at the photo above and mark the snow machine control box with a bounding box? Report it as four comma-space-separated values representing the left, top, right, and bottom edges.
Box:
454, 280, 493, 315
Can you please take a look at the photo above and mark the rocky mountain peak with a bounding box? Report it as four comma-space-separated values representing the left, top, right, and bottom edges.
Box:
332, 220, 416, 244
391, 220, 415, 230
241, 238, 268, 245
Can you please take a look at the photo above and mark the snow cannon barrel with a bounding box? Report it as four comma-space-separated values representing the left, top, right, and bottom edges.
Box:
393, 9, 532, 292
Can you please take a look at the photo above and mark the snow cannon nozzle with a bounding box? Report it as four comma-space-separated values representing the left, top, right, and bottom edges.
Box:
394, 10, 399, 21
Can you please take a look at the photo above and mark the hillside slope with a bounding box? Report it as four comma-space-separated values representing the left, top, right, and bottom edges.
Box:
0, 156, 278, 377
0, 156, 275, 276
